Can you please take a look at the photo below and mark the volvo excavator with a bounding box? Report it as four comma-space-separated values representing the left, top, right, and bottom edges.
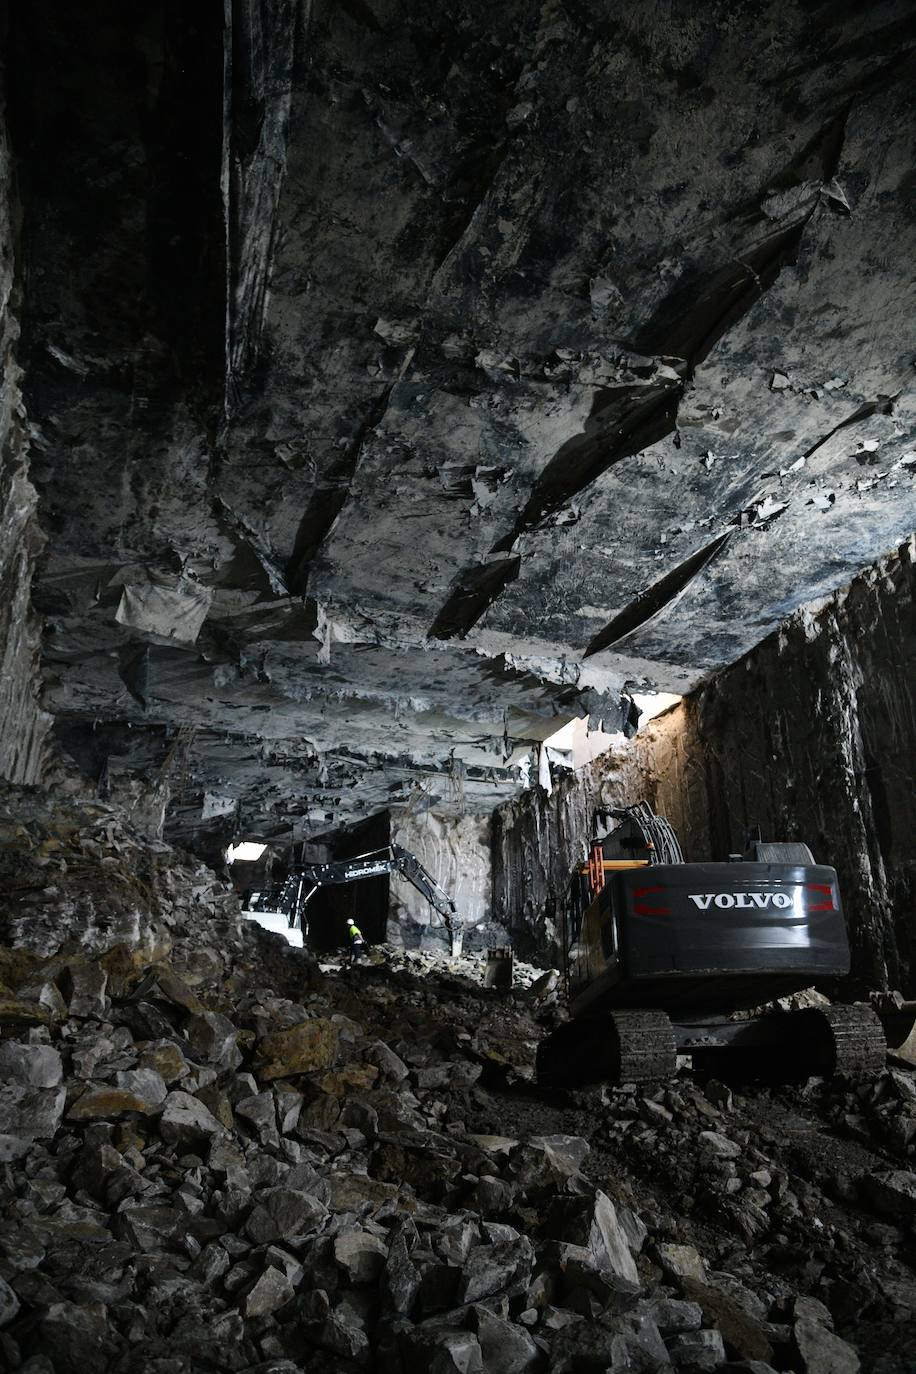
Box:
265, 844, 462, 955
536, 803, 889, 1087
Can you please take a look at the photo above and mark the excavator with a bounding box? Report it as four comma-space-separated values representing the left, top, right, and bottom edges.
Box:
536, 802, 890, 1086
256, 844, 462, 955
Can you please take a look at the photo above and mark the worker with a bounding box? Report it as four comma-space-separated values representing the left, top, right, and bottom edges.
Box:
347, 919, 366, 965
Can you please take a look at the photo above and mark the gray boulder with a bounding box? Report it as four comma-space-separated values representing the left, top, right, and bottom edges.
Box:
382, 1230, 421, 1314
0, 1275, 21, 1327
667, 1328, 727, 1369
114, 1067, 168, 1109
242, 1265, 295, 1318
456, 1238, 535, 1304
0, 1082, 66, 1140
159, 1089, 226, 1147
470, 1307, 541, 1374
0, 1040, 63, 1088
546, 1191, 640, 1284
334, 1229, 388, 1284
36, 1301, 120, 1374
63, 963, 109, 1019
245, 1187, 328, 1244
794, 1317, 860, 1373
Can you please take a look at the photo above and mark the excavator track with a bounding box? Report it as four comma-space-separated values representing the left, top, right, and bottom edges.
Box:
536, 1008, 676, 1089
805, 1002, 887, 1078
608, 1009, 677, 1084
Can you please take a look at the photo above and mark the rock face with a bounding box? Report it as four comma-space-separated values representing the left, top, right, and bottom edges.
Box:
0, 786, 250, 963
0, 89, 47, 786
390, 812, 497, 950
3, 2, 914, 850
493, 538, 916, 982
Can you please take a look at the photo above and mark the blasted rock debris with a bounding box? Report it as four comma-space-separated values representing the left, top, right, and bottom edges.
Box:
0, 802, 914, 1371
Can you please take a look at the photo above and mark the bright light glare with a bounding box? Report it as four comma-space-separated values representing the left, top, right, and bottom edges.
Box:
243, 908, 302, 948
541, 693, 684, 769
630, 692, 682, 725
542, 716, 619, 768
226, 842, 267, 864
542, 718, 578, 752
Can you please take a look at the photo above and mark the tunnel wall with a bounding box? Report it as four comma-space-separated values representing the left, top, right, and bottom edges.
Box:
0, 72, 46, 784
389, 810, 496, 951
494, 537, 916, 991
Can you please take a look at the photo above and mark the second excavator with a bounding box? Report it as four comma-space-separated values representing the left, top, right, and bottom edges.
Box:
264, 843, 462, 954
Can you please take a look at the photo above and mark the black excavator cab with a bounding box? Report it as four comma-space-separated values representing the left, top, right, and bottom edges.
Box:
537, 803, 886, 1087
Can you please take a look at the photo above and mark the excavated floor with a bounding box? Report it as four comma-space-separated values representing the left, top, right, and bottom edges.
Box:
2, 793, 916, 1373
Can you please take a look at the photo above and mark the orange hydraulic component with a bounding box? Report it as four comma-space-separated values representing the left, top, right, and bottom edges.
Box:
587, 844, 604, 896
580, 855, 650, 899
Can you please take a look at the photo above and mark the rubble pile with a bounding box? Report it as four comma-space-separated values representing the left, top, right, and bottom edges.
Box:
0, 787, 244, 964
321, 946, 554, 996
0, 939, 697, 1373
1, 795, 915, 1372
3, 934, 916, 1374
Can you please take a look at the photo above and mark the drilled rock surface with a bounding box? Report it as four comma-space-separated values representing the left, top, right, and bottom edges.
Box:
6, 2, 915, 844
0, 83, 47, 786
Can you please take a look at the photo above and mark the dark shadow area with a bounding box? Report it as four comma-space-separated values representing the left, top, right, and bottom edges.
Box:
306, 811, 391, 950
492, 383, 681, 554
428, 555, 522, 640
584, 532, 731, 657
629, 221, 808, 372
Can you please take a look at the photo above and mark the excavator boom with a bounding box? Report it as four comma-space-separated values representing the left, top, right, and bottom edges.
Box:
278, 845, 460, 953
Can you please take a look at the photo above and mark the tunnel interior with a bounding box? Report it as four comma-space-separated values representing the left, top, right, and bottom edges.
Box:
1, 2, 915, 1371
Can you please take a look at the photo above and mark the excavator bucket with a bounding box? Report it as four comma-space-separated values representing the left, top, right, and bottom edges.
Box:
484, 946, 514, 990
871, 993, 916, 1067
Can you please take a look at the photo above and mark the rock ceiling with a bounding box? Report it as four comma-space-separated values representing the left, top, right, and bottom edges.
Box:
10, 0, 916, 847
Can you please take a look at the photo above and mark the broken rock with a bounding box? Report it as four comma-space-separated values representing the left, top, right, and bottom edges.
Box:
860, 1169, 916, 1221
656, 1242, 707, 1282
0, 1040, 62, 1087
256, 1017, 338, 1079
185, 1009, 242, 1070
159, 1089, 227, 1146
546, 1190, 640, 1284
471, 1306, 541, 1374
0, 1275, 21, 1327
63, 962, 109, 1018
67, 1087, 154, 1121
793, 1318, 860, 1374
334, 1229, 388, 1284
244, 1187, 329, 1244
36, 1301, 120, 1374
242, 1265, 294, 1318
0, 1082, 66, 1139
382, 1229, 422, 1314
667, 1328, 727, 1369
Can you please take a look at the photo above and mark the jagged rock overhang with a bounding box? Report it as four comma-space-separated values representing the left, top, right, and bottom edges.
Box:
6, 0, 916, 847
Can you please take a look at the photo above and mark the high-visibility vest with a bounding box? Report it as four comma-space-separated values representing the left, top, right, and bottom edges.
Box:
348, 924, 362, 940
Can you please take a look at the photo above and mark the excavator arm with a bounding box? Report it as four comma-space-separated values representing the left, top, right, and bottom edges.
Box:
389, 844, 457, 933
280, 845, 460, 953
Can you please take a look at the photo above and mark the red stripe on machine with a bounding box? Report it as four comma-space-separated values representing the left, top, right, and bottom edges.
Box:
806, 882, 836, 912
633, 884, 670, 915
